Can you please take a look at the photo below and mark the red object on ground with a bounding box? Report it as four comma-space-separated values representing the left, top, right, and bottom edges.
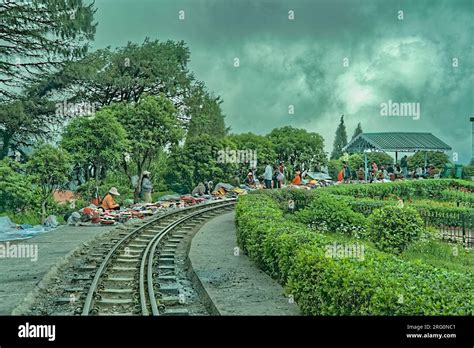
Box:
91, 212, 101, 223
181, 196, 197, 204
100, 220, 115, 225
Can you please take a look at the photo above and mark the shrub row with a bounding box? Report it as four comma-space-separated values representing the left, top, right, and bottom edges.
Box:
290, 192, 367, 236
340, 196, 473, 229
440, 189, 474, 208
235, 194, 473, 315
325, 179, 474, 200
266, 188, 474, 229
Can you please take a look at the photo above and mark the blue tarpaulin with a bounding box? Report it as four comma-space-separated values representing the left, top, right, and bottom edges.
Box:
0, 216, 54, 242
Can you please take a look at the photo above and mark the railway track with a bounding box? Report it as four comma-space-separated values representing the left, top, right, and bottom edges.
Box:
73, 199, 236, 316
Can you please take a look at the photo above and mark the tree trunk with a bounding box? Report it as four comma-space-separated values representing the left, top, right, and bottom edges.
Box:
0, 132, 12, 160
41, 199, 47, 224
94, 163, 100, 201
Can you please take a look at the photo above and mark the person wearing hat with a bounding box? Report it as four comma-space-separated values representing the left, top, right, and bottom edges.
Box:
244, 172, 256, 187
141, 171, 153, 203
102, 187, 121, 210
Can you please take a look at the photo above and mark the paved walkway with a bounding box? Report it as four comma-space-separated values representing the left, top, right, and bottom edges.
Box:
0, 225, 114, 314
189, 211, 300, 315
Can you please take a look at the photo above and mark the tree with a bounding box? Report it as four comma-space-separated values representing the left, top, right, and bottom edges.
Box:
26, 144, 72, 222
330, 115, 348, 160
186, 83, 227, 140
34, 39, 195, 116
0, 158, 33, 212
367, 152, 394, 166
113, 95, 184, 200
0, 95, 64, 160
0, 0, 96, 99
345, 152, 394, 167
61, 109, 129, 191
407, 151, 450, 170
227, 132, 276, 175
328, 159, 343, 180
267, 126, 327, 171
166, 135, 236, 193
351, 122, 363, 140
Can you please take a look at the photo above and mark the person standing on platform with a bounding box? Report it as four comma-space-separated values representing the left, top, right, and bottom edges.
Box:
141, 171, 153, 203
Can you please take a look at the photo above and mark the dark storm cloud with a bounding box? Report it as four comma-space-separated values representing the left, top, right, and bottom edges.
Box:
93, 0, 474, 162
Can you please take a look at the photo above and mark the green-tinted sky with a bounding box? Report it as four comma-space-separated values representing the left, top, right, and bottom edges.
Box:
92, 0, 473, 163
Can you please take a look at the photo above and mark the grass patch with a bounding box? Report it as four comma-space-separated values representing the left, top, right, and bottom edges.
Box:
0, 212, 42, 225
401, 238, 473, 274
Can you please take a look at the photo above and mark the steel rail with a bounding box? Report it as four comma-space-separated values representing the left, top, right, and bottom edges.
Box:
81, 198, 235, 315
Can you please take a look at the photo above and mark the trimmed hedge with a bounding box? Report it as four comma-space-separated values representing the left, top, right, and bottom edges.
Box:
269, 188, 473, 229
325, 179, 474, 200
291, 192, 367, 236
288, 244, 473, 315
341, 196, 473, 229
440, 189, 474, 208
235, 194, 474, 315
367, 206, 424, 254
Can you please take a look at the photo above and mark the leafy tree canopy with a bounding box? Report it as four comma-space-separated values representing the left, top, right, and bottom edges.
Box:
0, 0, 96, 99
61, 109, 129, 184
267, 126, 326, 170
407, 151, 450, 169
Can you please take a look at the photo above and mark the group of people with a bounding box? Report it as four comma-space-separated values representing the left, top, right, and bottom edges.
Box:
263, 162, 286, 189
341, 156, 439, 183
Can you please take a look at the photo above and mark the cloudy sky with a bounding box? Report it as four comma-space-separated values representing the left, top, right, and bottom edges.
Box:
92, 0, 473, 163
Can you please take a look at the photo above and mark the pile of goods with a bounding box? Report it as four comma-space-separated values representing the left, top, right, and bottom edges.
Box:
66, 195, 215, 227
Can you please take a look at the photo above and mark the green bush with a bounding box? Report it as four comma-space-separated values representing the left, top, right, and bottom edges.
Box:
287, 244, 472, 315
292, 192, 367, 236
367, 206, 424, 254
235, 194, 283, 265
0, 158, 36, 212
343, 196, 473, 229
235, 192, 473, 315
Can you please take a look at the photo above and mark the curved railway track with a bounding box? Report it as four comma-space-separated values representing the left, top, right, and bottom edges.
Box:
77, 199, 236, 316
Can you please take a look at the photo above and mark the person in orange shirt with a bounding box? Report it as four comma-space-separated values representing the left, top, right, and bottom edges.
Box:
292, 170, 302, 185
102, 187, 121, 210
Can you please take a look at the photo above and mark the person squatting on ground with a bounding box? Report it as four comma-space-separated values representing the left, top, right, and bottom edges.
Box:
192, 182, 206, 196
102, 187, 121, 210
292, 169, 302, 185
244, 172, 256, 188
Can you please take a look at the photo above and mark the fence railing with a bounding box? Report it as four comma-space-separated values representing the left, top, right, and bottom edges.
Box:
418, 210, 473, 248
